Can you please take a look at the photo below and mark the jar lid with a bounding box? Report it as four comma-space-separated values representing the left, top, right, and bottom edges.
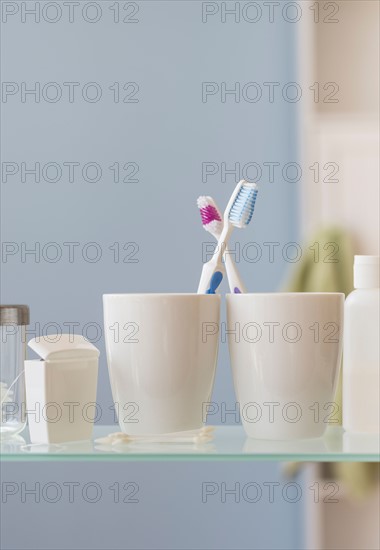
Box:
28, 334, 100, 361
0, 305, 30, 325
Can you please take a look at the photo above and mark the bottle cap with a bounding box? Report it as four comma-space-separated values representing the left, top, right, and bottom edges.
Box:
354, 256, 380, 289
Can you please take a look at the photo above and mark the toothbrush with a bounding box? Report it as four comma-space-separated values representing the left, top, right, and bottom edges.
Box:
197, 180, 258, 294
197, 196, 247, 293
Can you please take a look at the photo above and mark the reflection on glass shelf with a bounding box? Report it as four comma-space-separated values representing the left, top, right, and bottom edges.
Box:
0, 426, 379, 462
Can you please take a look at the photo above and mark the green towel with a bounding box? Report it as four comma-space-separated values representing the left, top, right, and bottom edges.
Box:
287, 226, 354, 296
287, 226, 354, 425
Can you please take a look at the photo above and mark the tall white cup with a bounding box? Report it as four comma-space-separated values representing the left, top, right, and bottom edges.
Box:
103, 294, 220, 435
227, 293, 344, 440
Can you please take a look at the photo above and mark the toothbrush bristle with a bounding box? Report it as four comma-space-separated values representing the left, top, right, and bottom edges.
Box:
200, 205, 222, 225
229, 181, 258, 228
197, 196, 223, 226
197, 196, 211, 209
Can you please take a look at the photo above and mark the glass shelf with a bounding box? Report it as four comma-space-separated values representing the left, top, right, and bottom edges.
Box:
1, 426, 379, 462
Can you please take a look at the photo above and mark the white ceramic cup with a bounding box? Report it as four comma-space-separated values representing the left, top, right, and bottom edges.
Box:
227, 293, 344, 440
103, 294, 220, 435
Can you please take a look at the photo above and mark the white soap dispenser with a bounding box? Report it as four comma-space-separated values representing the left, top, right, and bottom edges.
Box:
343, 256, 380, 433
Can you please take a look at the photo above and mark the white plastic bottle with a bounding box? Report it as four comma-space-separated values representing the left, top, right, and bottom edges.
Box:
343, 255, 380, 433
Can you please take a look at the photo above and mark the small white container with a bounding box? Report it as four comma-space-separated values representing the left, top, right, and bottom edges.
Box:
343, 256, 380, 434
25, 334, 99, 444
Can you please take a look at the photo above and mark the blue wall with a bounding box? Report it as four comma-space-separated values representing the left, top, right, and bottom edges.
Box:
1, 2, 301, 548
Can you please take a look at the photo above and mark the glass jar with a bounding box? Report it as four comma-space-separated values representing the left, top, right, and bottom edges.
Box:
0, 305, 29, 438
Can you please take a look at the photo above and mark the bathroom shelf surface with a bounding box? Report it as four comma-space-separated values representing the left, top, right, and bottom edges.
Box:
1, 426, 379, 462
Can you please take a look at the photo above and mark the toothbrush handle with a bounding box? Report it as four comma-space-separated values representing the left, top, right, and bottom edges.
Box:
197, 261, 225, 294
224, 247, 246, 293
